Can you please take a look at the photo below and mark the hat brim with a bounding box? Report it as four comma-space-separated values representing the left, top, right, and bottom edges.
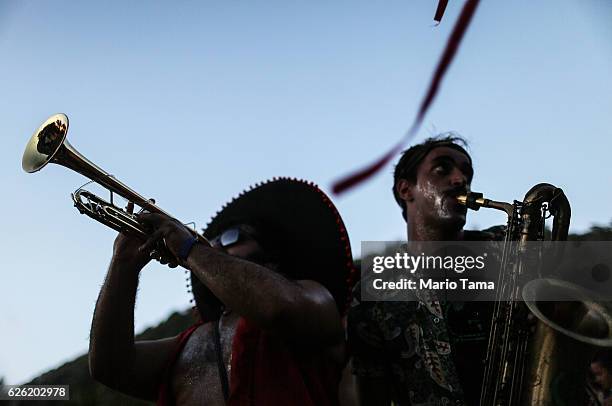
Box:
190, 178, 355, 322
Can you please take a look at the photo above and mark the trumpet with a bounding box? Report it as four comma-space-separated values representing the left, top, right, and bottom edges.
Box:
22, 113, 209, 249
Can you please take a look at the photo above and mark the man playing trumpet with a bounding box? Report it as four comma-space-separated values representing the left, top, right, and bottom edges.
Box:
89, 178, 355, 405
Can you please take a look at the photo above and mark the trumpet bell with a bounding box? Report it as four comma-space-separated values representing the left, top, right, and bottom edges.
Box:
22, 113, 209, 256
22, 113, 69, 173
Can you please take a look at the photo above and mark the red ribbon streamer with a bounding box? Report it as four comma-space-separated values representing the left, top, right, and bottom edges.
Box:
332, 0, 480, 196
434, 0, 449, 23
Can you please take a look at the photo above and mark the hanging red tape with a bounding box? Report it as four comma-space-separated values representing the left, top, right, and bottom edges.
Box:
331, 0, 480, 196
434, 0, 449, 23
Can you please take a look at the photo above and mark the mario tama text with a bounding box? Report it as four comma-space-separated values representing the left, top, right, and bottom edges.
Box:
360, 241, 612, 302
373, 277, 493, 291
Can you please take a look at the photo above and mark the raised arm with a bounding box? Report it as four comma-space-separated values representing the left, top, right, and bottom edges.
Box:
189, 247, 342, 346
88, 232, 180, 401
138, 213, 344, 348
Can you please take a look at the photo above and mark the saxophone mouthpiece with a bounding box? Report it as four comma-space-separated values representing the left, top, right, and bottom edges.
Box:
457, 192, 485, 211
456, 194, 468, 206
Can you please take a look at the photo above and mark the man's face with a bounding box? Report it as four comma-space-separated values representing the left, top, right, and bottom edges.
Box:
592, 362, 612, 391
225, 238, 265, 262
402, 146, 473, 229
211, 225, 275, 267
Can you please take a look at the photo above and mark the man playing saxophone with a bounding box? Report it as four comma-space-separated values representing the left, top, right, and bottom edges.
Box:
348, 135, 503, 405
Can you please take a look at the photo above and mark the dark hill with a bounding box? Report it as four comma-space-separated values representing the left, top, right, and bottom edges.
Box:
10, 310, 195, 406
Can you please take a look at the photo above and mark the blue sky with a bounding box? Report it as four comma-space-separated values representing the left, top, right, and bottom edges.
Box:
1, 0, 611, 384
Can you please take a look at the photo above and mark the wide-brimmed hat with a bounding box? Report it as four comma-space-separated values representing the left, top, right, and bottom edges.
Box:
189, 177, 356, 322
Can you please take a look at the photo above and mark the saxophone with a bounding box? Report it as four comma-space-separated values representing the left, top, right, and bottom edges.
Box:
459, 184, 612, 405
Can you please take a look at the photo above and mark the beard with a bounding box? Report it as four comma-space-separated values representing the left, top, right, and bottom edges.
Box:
426, 194, 467, 230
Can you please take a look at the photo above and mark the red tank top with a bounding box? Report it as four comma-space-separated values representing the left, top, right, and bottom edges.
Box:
158, 318, 342, 406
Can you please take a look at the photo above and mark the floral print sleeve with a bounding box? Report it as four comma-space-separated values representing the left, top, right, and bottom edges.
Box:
348, 282, 466, 406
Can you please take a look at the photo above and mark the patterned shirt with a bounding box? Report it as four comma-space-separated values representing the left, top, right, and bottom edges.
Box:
348, 228, 504, 406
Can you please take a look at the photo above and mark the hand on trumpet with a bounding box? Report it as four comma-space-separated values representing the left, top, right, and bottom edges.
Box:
109, 201, 152, 270
137, 210, 195, 268
111, 201, 179, 269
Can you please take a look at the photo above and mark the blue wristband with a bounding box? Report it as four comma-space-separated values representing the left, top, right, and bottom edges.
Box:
178, 236, 198, 261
